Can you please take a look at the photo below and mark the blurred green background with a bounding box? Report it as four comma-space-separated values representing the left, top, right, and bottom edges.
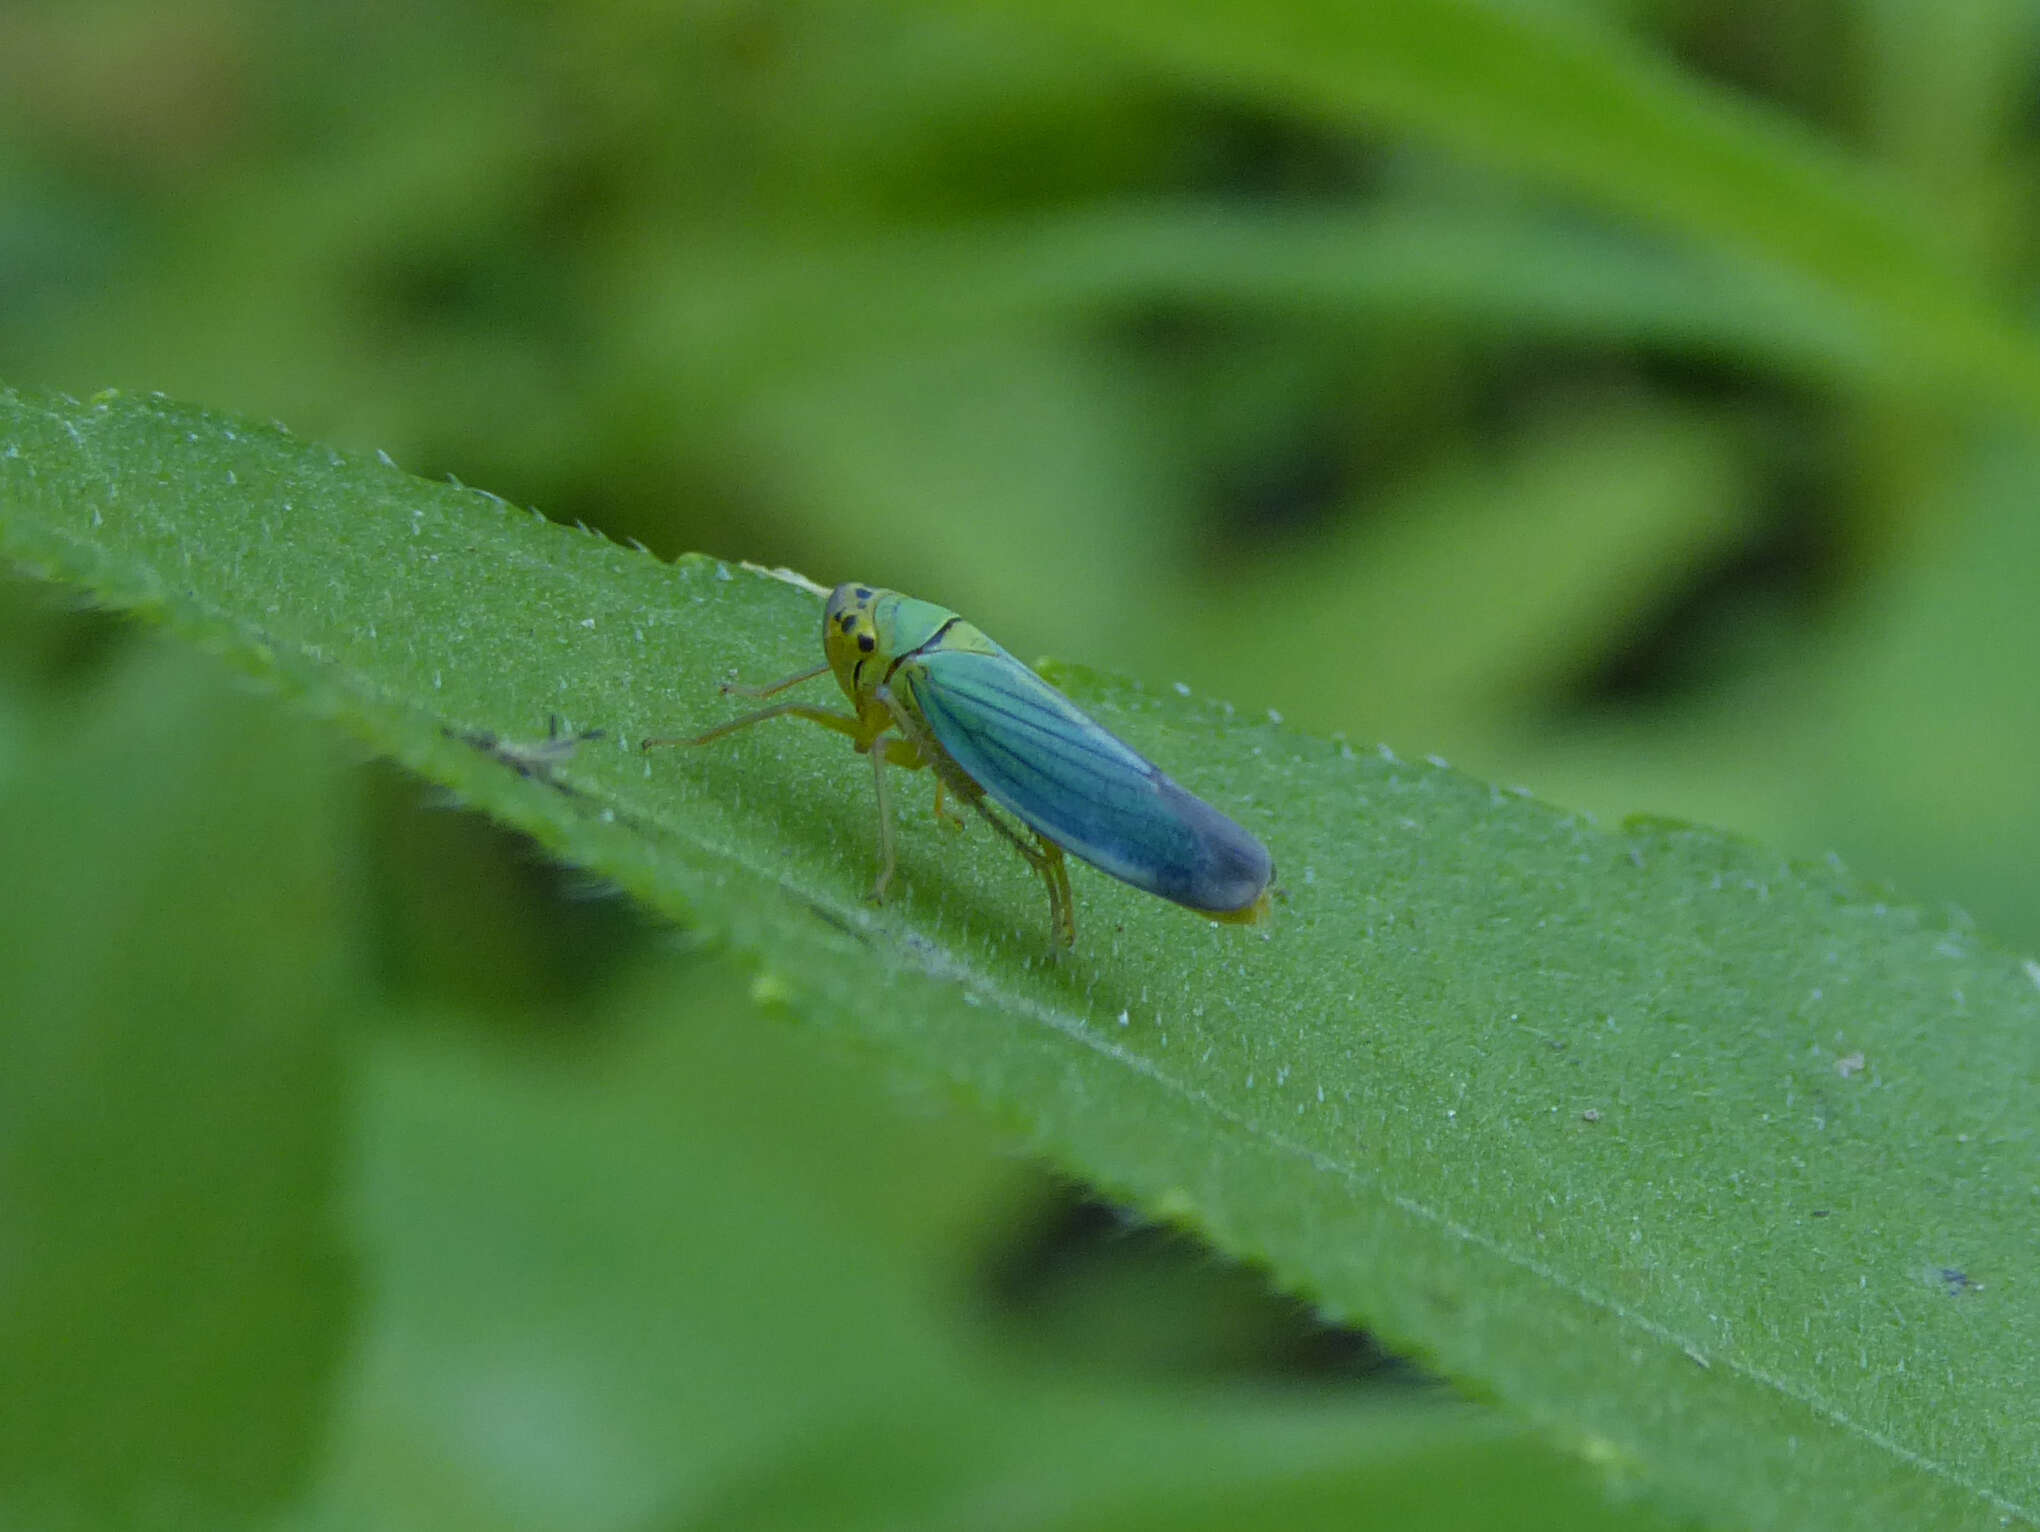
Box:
5, 0, 2038, 1526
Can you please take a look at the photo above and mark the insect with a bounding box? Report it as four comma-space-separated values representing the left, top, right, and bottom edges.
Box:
643, 583, 1273, 946
457, 714, 604, 787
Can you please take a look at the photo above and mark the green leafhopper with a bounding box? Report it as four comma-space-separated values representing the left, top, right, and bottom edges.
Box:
644, 583, 1274, 947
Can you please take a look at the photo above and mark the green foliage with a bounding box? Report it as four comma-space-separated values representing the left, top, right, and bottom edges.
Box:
330, 977, 1650, 1532
950, 0, 2040, 414
10, 1, 2040, 1528
0, 639, 356, 1524
4, 385, 2036, 1529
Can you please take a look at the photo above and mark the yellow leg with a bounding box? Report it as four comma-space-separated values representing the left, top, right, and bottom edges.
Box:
870, 695, 1073, 947
647, 686, 935, 913
880, 736, 927, 769
721, 663, 830, 699
644, 701, 930, 765
957, 787, 1077, 948
1038, 835, 1074, 948
868, 735, 899, 902
642, 700, 862, 752
931, 777, 966, 830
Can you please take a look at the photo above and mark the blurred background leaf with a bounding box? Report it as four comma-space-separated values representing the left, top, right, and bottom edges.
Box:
0, 634, 359, 1527
6, 0, 2040, 1526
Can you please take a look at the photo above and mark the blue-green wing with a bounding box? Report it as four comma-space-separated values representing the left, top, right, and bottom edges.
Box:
895, 648, 1271, 913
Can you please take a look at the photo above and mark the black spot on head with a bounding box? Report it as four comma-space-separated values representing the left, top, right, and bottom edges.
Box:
839, 613, 857, 632
857, 632, 876, 653
855, 586, 873, 599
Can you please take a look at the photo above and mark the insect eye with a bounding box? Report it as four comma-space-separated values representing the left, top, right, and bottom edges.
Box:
838, 613, 857, 633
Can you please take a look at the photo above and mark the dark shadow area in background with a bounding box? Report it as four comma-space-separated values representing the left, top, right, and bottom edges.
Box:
981, 1180, 1428, 1391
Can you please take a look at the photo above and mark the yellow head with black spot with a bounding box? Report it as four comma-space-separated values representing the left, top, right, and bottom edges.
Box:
822, 582, 887, 704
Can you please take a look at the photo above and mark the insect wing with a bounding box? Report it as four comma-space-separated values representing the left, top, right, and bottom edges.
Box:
898, 647, 1270, 913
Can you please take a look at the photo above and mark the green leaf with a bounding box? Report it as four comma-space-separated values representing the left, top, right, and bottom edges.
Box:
3, 385, 2036, 1530
631, 203, 1896, 408
0, 634, 358, 1524
326, 960, 1661, 1532
921, 0, 2040, 421
1127, 400, 1759, 741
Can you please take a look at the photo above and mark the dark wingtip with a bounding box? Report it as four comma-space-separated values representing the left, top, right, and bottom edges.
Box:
1153, 778, 1273, 914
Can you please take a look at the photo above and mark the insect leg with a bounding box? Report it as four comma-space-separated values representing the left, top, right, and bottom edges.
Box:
873, 692, 1073, 945
719, 662, 831, 699
868, 734, 899, 903
931, 776, 966, 830
860, 728, 929, 903
1037, 833, 1075, 947
955, 787, 1079, 949
642, 701, 861, 752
